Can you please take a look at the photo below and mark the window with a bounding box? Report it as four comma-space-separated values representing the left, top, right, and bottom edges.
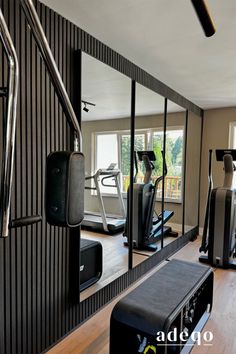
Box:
228, 122, 236, 188
95, 134, 118, 194
94, 127, 184, 201
96, 134, 118, 169
229, 122, 236, 148
153, 129, 183, 201
120, 133, 146, 191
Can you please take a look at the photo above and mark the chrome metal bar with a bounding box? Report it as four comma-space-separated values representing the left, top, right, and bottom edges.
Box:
114, 175, 126, 218
0, 9, 19, 237
94, 172, 108, 232
20, 0, 82, 151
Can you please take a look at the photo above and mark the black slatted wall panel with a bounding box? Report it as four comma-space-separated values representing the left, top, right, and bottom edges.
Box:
0, 1, 73, 353
0, 1, 202, 353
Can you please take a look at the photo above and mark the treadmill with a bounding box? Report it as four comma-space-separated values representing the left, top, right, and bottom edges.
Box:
82, 164, 126, 234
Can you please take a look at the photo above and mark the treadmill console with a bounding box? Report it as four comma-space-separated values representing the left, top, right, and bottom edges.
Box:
216, 149, 236, 161
107, 163, 117, 170
137, 150, 156, 162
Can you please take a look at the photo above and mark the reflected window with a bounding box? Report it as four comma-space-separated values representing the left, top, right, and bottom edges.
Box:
94, 131, 146, 194
94, 128, 183, 201
121, 134, 146, 190
153, 129, 183, 201
95, 133, 118, 194
96, 134, 118, 169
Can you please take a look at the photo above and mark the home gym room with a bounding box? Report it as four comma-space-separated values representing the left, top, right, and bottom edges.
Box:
0, 0, 236, 353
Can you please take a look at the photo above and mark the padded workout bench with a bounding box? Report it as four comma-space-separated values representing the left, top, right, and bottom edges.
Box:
110, 259, 213, 354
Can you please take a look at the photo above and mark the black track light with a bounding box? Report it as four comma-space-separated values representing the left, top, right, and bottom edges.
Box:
82, 100, 96, 113
83, 104, 89, 113
191, 0, 216, 37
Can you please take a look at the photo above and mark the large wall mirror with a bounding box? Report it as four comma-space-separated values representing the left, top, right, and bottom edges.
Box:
80, 53, 132, 300
163, 101, 186, 247
184, 111, 202, 233
127, 83, 165, 262
77, 50, 203, 308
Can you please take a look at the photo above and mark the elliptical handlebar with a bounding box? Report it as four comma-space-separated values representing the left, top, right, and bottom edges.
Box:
142, 154, 154, 184
200, 149, 213, 253
134, 151, 138, 182
154, 150, 167, 188
136, 150, 168, 187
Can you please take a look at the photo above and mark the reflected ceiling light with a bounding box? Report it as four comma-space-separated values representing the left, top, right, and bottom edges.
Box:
82, 100, 96, 113
191, 0, 216, 37
83, 103, 89, 113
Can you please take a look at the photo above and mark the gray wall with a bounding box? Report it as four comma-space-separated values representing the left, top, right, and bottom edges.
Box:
199, 107, 236, 227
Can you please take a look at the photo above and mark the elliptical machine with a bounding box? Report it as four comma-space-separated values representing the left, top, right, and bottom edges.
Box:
199, 149, 236, 269
124, 150, 177, 251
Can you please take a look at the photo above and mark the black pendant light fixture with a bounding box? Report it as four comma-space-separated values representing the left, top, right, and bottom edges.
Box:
191, 0, 216, 37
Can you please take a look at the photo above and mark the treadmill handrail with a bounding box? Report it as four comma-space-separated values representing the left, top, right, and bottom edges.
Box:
0, 9, 19, 237
19, 0, 82, 152
101, 175, 117, 187
97, 169, 121, 176
84, 167, 126, 231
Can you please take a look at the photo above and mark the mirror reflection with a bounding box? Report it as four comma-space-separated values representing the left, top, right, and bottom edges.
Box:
163, 102, 186, 247
126, 83, 165, 262
184, 111, 202, 233
80, 53, 131, 299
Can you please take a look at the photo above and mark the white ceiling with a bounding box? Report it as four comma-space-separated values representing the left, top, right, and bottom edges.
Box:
81, 53, 183, 120
41, 0, 236, 120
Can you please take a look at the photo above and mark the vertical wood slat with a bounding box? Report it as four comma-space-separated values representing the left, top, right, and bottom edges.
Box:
0, 0, 5, 328
3, 2, 11, 352
14, 1, 22, 352
30, 13, 37, 354
19, 2, 27, 352
37, 2, 46, 350
8, 1, 16, 353
0, 0, 4, 344
35, 3, 42, 352
26, 10, 32, 353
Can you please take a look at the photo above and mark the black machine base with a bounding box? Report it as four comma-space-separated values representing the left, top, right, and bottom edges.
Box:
110, 259, 213, 354
80, 239, 103, 291
124, 226, 178, 252
199, 254, 236, 270
82, 213, 125, 235
123, 241, 158, 252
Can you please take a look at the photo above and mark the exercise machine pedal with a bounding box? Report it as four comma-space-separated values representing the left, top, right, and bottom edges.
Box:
168, 230, 179, 238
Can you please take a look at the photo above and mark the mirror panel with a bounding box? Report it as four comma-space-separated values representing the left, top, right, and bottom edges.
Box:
164, 102, 186, 246
80, 53, 131, 299
184, 111, 202, 233
129, 83, 165, 263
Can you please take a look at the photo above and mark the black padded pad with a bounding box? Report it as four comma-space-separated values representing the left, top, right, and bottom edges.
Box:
112, 259, 212, 336
46, 151, 84, 227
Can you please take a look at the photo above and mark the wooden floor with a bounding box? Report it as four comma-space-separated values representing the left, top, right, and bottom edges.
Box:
80, 225, 182, 300
47, 237, 236, 354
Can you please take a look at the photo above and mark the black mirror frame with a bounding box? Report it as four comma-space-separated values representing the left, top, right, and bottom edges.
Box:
76, 30, 203, 320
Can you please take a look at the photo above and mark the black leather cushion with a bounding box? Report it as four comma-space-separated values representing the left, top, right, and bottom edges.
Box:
46, 151, 84, 227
